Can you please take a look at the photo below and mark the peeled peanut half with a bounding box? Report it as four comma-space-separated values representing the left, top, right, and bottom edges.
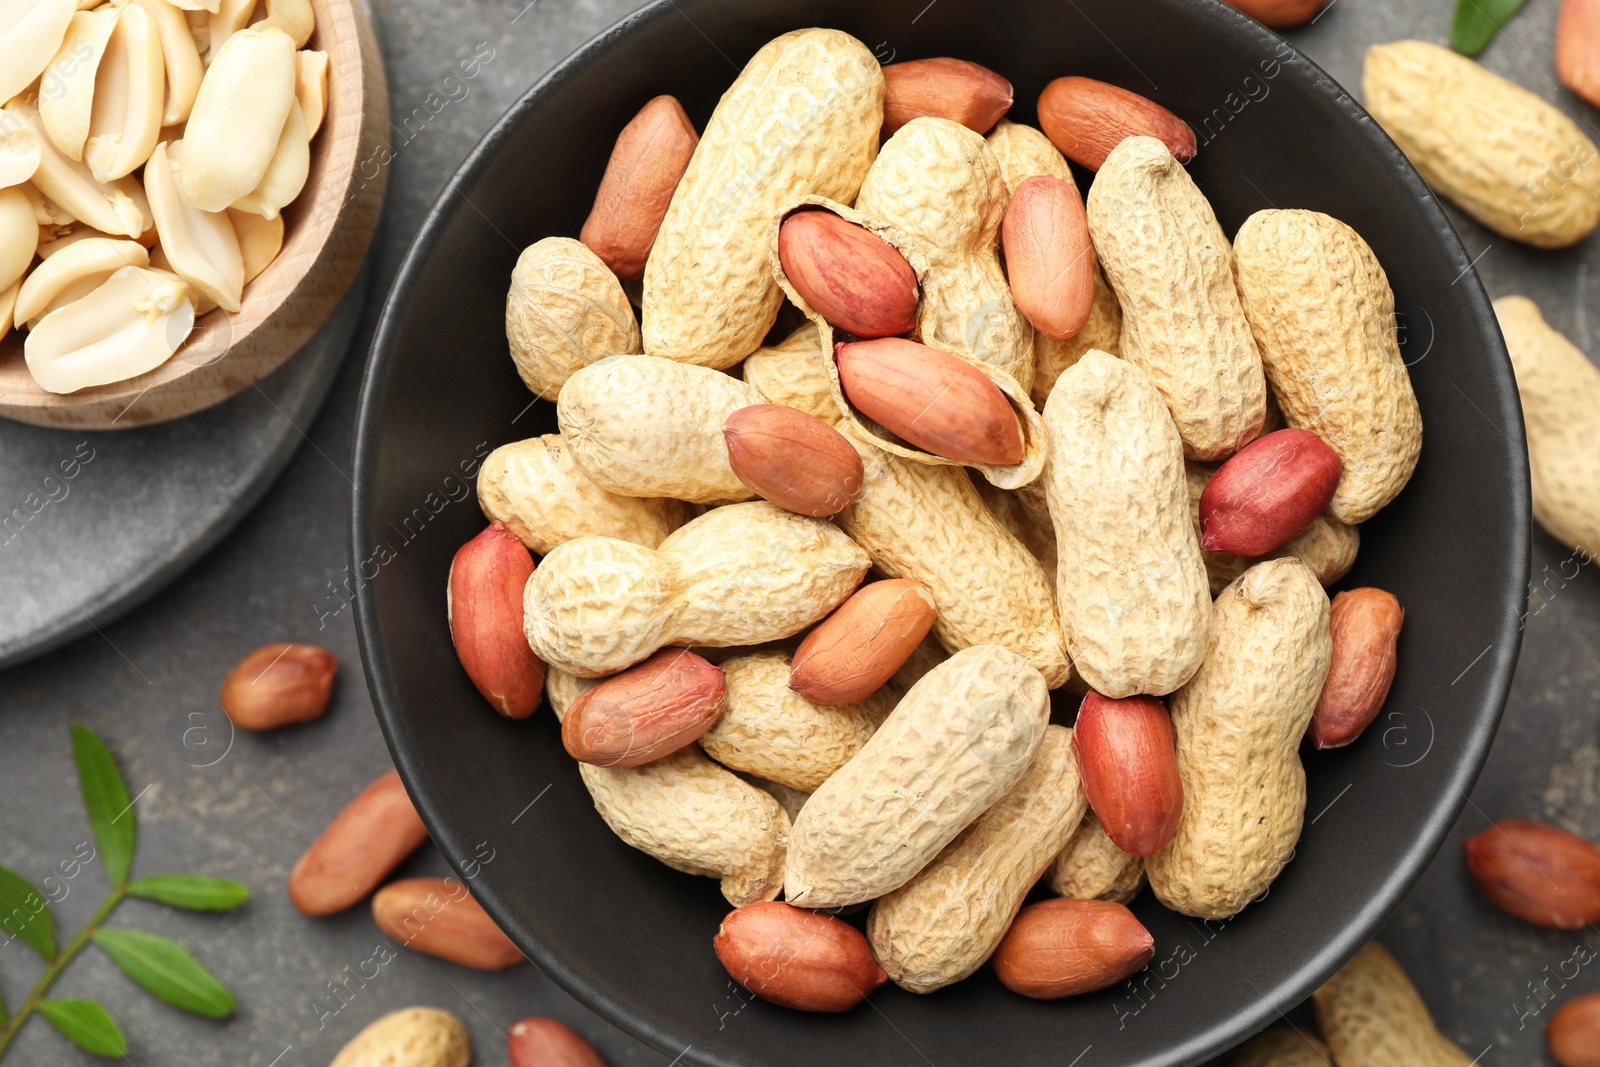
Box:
84, 3, 165, 181
13, 235, 148, 325
0, 0, 75, 105
16, 104, 151, 237
296, 49, 327, 137
231, 97, 308, 220
205, 0, 254, 58
229, 206, 283, 282
24, 264, 194, 393
0, 183, 36, 290
148, 242, 216, 313
39, 6, 119, 162
134, 0, 203, 128
256, 0, 314, 48
182, 25, 296, 212
144, 140, 243, 310
0, 105, 41, 188
0, 279, 16, 341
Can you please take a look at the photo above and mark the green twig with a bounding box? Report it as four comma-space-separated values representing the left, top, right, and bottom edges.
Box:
0, 886, 127, 1060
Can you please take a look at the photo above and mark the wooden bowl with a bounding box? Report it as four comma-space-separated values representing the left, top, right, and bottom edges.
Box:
0, 0, 388, 429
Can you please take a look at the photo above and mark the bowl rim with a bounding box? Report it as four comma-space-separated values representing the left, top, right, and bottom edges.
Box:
353, 1, 1531, 1062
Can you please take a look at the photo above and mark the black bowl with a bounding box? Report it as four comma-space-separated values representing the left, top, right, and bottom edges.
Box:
352, 1, 1530, 1063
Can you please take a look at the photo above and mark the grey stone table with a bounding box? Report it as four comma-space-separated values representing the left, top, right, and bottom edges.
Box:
1, 1, 1596, 1065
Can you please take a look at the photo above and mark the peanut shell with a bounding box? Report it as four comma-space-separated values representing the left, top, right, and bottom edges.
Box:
1229, 1028, 1334, 1067
853, 116, 1034, 393
1146, 558, 1331, 919
834, 423, 1069, 687
1492, 296, 1600, 560
1363, 40, 1600, 248
1043, 350, 1211, 697
1233, 208, 1422, 525
643, 28, 883, 368
557, 355, 761, 504
1312, 940, 1475, 1066
477, 434, 689, 555
785, 645, 1050, 908
1086, 136, 1266, 460
506, 237, 642, 400
1047, 811, 1144, 904
523, 501, 869, 677
698, 652, 895, 792
866, 724, 1086, 992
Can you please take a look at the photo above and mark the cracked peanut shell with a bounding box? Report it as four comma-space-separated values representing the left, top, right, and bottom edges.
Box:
866, 724, 1086, 993
1233, 208, 1422, 525
642, 28, 883, 368
854, 116, 1034, 394
1146, 558, 1331, 920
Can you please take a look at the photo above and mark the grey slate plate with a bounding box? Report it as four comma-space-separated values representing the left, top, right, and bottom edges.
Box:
0, 270, 369, 671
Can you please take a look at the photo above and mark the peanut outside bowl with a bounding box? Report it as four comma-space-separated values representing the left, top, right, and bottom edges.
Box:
0, 0, 387, 429
351, 1, 1530, 1064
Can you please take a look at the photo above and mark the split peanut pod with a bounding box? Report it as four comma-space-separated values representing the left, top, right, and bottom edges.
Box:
769, 194, 1047, 490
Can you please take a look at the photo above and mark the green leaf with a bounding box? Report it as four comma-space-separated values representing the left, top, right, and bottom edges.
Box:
36, 999, 127, 1057
0, 865, 56, 961
128, 875, 250, 911
70, 725, 136, 888
92, 928, 235, 1019
1451, 0, 1528, 56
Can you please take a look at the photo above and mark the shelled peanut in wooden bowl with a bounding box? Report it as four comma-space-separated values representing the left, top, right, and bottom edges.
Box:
0, 0, 387, 429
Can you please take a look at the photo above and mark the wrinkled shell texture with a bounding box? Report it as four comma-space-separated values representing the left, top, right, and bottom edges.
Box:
1228, 1028, 1334, 1067
524, 502, 869, 676
477, 435, 690, 555
854, 117, 1033, 393
834, 425, 1069, 686
867, 725, 1086, 992
1234, 209, 1423, 525
784, 645, 1050, 907
1363, 40, 1600, 248
975, 478, 1058, 588
329, 1007, 470, 1067
1086, 137, 1266, 460
1043, 351, 1211, 697
741, 322, 844, 425
984, 119, 1124, 407
698, 652, 896, 792
1146, 559, 1331, 919
506, 237, 641, 399
581, 746, 791, 906
557, 355, 763, 504
1047, 811, 1145, 904
752, 777, 811, 822
1494, 296, 1600, 558
1185, 462, 1360, 595
643, 28, 884, 367
1311, 941, 1475, 1066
